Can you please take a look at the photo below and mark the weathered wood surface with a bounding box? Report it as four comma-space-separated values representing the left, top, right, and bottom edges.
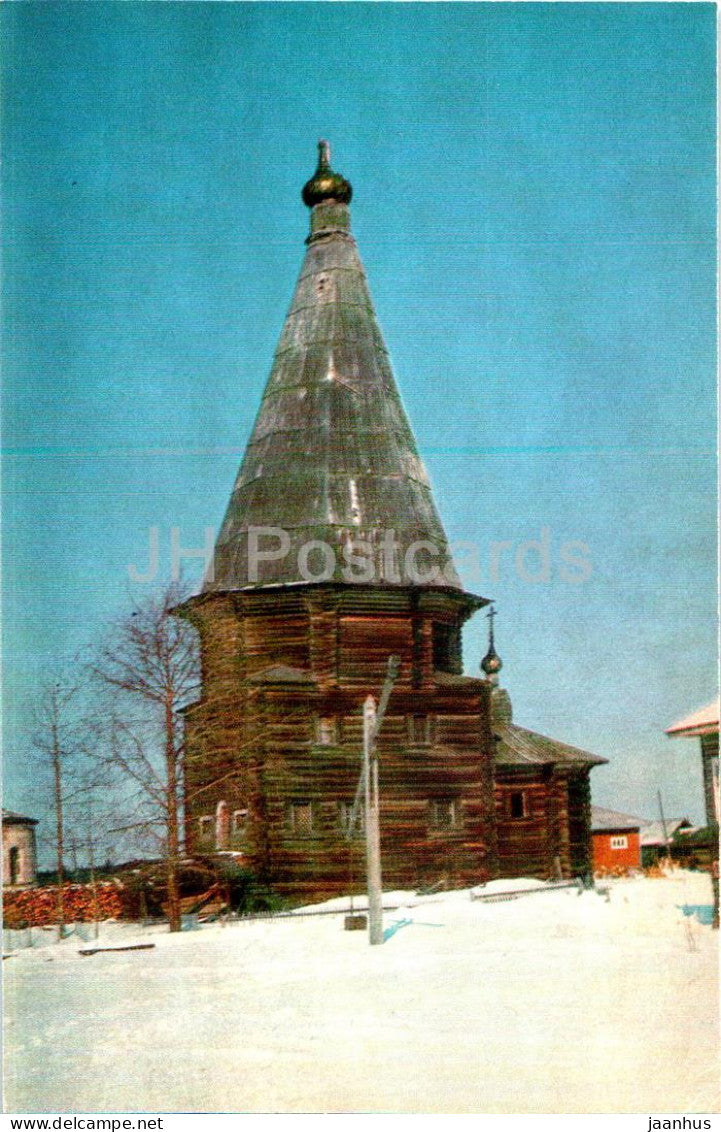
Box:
180, 584, 595, 899
181, 586, 496, 899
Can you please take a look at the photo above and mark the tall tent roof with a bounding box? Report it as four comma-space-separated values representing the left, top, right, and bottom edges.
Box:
204, 142, 462, 594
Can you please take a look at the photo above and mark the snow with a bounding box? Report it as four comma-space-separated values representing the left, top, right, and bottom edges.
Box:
3, 871, 718, 1114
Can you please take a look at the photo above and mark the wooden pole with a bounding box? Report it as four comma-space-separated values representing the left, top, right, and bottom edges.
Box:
364, 695, 383, 945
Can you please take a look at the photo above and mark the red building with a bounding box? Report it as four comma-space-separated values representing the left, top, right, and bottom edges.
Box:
591, 807, 642, 873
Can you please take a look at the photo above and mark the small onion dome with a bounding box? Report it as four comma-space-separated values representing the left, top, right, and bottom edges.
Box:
302, 140, 353, 208
481, 645, 503, 677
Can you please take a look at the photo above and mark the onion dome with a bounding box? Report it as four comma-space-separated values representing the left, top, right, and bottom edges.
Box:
302, 140, 353, 207
481, 646, 503, 677
481, 605, 503, 679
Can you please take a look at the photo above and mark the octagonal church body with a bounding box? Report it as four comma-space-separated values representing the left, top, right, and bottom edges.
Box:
178, 143, 605, 900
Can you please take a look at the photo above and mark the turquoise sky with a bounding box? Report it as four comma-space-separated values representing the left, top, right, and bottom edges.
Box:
2, 2, 716, 836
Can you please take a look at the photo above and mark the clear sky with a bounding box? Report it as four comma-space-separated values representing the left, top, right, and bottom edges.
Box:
2, 2, 717, 833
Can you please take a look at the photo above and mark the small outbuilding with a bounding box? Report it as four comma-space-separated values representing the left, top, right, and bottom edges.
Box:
2, 809, 39, 888
591, 807, 643, 873
639, 817, 693, 867
665, 699, 719, 927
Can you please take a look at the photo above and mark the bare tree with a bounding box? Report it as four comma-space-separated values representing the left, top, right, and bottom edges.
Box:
90, 580, 200, 932
31, 674, 88, 934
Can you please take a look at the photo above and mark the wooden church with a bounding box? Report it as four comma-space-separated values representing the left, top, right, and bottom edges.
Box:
177, 143, 605, 901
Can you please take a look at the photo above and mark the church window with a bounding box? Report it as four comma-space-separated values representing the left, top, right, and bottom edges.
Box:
610, 835, 628, 850
289, 802, 313, 837
429, 798, 457, 831
509, 791, 527, 819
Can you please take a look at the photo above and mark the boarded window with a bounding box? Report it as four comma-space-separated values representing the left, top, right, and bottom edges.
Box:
338, 800, 364, 837
317, 717, 337, 745
429, 799, 457, 830
509, 791, 527, 819
198, 816, 213, 843
232, 809, 248, 836
289, 802, 313, 836
409, 714, 432, 744
610, 835, 628, 850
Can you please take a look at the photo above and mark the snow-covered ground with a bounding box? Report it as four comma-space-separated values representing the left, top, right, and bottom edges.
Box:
3, 871, 718, 1114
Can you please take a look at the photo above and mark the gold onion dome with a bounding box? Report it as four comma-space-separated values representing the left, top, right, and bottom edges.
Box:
302, 140, 353, 207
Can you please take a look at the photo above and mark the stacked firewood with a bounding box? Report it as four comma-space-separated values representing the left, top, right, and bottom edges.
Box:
3, 882, 125, 928
594, 865, 639, 879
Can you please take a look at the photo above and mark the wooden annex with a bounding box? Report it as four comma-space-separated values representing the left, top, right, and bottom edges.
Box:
177, 143, 606, 901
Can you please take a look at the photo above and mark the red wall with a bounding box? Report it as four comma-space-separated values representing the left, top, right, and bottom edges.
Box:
593, 829, 641, 872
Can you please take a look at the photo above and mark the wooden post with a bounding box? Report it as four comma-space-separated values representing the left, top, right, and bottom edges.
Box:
364, 695, 383, 945
657, 790, 670, 862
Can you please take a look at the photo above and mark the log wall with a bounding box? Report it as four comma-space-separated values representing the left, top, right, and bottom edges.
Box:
180, 586, 497, 900
494, 768, 592, 880
179, 585, 595, 899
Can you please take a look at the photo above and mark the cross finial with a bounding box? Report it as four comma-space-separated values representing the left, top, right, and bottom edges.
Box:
487, 603, 496, 644
318, 139, 331, 169
480, 603, 502, 680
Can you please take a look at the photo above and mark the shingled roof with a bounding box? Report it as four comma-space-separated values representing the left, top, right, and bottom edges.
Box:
205, 142, 461, 594
495, 722, 607, 769
489, 684, 606, 769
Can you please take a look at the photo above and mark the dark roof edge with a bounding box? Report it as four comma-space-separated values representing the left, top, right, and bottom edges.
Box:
2, 809, 39, 825
174, 582, 490, 617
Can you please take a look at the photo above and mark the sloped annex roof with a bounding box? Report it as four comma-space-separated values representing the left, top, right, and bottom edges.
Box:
494, 722, 607, 769
205, 143, 462, 594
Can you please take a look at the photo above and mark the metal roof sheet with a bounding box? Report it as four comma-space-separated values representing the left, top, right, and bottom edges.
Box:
591, 806, 645, 832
